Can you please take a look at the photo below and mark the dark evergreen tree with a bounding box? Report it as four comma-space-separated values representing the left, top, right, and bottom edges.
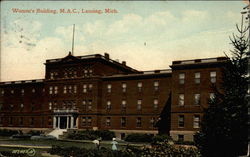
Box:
194, 16, 249, 157
156, 93, 171, 135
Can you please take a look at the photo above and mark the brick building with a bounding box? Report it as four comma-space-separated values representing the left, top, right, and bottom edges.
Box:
0, 52, 227, 140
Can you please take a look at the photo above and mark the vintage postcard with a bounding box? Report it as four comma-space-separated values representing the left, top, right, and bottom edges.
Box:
0, 1, 248, 157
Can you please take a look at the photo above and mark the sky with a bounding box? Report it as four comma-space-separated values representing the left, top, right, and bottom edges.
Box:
0, 1, 248, 81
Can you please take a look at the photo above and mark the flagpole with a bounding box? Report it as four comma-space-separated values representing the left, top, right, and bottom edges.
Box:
72, 24, 75, 55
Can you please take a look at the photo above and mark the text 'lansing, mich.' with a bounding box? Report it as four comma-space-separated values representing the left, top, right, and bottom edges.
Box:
11, 8, 118, 14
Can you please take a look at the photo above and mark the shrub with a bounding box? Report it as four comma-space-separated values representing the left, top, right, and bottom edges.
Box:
66, 130, 115, 141
49, 145, 134, 157
27, 130, 44, 136
174, 140, 195, 145
151, 134, 172, 145
0, 129, 19, 136
124, 133, 153, 143
48, 142, 201, 157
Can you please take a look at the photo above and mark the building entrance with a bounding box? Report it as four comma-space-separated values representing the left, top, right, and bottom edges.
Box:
59, 116, 67, 129
53, 115, 78, 129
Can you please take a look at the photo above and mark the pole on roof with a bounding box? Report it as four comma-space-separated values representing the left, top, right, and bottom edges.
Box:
72, 24, 75, 56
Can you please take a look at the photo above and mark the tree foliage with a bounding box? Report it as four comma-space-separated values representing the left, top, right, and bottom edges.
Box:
194, 17, 249, 157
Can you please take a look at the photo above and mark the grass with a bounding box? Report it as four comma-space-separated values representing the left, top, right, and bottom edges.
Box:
0, 137, 145, 156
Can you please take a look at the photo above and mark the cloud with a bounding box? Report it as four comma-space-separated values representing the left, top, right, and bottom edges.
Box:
182, 10, 207, 23
83, 20, 105, 35
106, 14, 143, 35
55, 25, 85, 42
2, 20, 42, 51
146, 11, 176, 26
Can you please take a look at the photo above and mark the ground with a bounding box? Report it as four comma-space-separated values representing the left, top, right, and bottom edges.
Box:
0, 136, 146, 157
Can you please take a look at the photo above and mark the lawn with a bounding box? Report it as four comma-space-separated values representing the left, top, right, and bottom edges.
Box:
0, 137, 145, 156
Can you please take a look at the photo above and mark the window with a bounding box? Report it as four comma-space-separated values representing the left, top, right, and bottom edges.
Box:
83, 84, 87, 93
9, 117, 13, 125
210, 71, 216, 83
83, 69, 88, 77
89, 69, 93, 76
107, 84, 112, 93
179, 73, 185, 84
49, 102, 52, 110
11, 89, 14, 94
121, 117, 126, 127
68, 86, 72, 93
20, 103, 24, 109
150, 117, 156, 128
88, 100, 92, 110
64, 86, 67, 94
136, 117, 142, 127
54, 101, 57, 109
73, 85, 77, 93
106, 117, 111, 127
122, 83, 127, 93
210, 93, 215, 100
50, 72, 54, 79
49, 86, 58, 95
178, 115, 184, 128
194, 72, 200, 84
10, 104, 14, 110
48, 117, 52, 125
82, 117, 86, 126
19, 117, 23, 125
154, 81, 159, 91
121, 100, 126, 111
153, 99, 158, 110
137, 100, 142, 111
88, 84, 93, 92
194, 94, 201, 105
193, 115, 200, 128
31, 103, 35, 111
32, 88, 36, 93
1, 89, 4, 96
178, 94, 184, 106
82, 100, 86, 110
137, 82, 142, 92
178, 135, 184, 141
106, 100, 111, 110
21, 89, 24, 95
49, 87, 53, 95
87, 117, 92, 126
54, 86, 58, 94
73, 71, 77, 77
30, 117, 34, 126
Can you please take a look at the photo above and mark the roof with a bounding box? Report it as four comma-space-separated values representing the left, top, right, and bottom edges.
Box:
171, 57, 228, 69
45, 52, 138, 73
103, 69, 172, 80
0, 79, 44, 86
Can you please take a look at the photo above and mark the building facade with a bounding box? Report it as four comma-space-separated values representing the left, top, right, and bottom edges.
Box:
0, 52, 227, 140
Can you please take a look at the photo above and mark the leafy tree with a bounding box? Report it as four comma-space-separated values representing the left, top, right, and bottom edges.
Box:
194, 15, 249, 157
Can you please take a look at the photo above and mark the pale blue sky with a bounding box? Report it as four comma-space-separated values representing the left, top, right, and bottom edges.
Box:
0, 1, 248, 81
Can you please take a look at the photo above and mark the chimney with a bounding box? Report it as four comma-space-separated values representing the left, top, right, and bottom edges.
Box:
104, 53, 109, 59
122, 61, 126, 65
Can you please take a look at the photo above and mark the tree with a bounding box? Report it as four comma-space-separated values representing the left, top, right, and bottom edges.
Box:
194, 15, 249, 157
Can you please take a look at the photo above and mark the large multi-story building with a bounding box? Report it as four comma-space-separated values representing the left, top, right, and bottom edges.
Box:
0, 52, 227, 140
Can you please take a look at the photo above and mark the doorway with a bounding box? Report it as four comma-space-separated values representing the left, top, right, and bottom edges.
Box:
60, 116, 67, 129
